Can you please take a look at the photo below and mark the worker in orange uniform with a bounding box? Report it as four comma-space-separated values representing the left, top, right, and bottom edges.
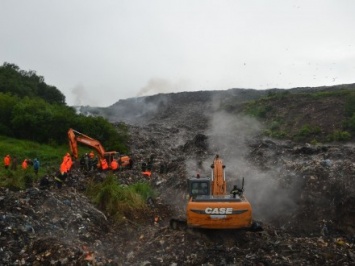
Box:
60, 161, 67, 175
63, 153, 73, 172
88, 151, 95, 170
4, 155, 11, 169
22, 159, 28, 169
56, 162, 68, 189
110, 159, 119, 172
100, 158, 108, 171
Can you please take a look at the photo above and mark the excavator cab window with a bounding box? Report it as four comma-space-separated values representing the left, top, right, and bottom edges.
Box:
188, 179, 210, 197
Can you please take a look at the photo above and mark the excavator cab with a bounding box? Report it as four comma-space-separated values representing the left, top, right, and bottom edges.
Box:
185, 155, 254, 229
188, 178, 211, 197
170, 155, 262, 231
104, 152, 119, 165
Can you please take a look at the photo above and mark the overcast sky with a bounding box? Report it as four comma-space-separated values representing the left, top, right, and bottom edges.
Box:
1, 1, 354, 107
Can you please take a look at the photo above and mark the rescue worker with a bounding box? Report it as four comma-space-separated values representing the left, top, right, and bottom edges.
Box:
147, 160, 153, 172
22, 159, 28, 169
4, 154, 11, 169
10, 156, 18, 170
230, 185, 242, 198
141, 162, 147, 172
84, 153, 89, 170
57, 162, 68, 189
128, 158, 133, 170
89, 152, 95, 170
79, 154, 85, 170
100, 158, 109, 171
110, 159, 119, 171
55, 172, 65, 189
63, 153, 73, 172
90, 156, 98, 171
33, 158, 40, 175
60, 161, 67, 177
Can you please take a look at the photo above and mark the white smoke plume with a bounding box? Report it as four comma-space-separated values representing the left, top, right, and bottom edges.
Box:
71, 84, 92, 106
204, 110, 301, 222
136, 78, 189, 97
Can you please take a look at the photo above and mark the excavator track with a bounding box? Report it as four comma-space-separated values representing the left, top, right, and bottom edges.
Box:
250, 221, 263, 232
169, 218, 188, 231
169, 218, 263, 232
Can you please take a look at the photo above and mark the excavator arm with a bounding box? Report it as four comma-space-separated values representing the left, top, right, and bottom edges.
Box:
68, 128, 106, 159
211, 154, 227, 196
67, 128, 132, 170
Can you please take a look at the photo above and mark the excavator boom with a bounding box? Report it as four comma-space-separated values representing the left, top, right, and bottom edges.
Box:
68, 128, 106, 159
67, 128, 131, 170
211, 155, 227, 195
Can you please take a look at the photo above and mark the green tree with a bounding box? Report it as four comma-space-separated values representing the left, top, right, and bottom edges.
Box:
72, 115, 129, 154
0, 93, 18, 135
11, 97, 50, 142
0, 62, 65, 105
11, 97, 78, 144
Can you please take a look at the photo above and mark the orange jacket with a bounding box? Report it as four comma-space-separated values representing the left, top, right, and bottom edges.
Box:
62, 154, 73, 171
66, 156, 73, 171
4, 155, 11, 166
60, 162, 67, 174
22, 159, 28, 169
110, 160, 119, 170
62, 153, 70, 162
100, 158, 108, 170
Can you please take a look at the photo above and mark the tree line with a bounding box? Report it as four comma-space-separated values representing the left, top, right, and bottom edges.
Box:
0, 62, 129, 153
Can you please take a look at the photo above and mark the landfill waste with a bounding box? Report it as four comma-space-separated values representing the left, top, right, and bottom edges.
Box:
2, 89, 355, 265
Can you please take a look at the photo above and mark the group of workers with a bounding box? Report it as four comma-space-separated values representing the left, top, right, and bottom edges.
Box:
3, 154, 40, 174
98, 155, 132, 171
79, 151, 98, 171
78, 152, 133, 172
4, 150, 140, 189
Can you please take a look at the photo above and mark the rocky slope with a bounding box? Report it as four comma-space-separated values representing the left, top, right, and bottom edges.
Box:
1, 86, 355, 265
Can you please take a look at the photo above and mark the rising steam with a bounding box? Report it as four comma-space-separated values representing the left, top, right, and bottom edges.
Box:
201, 110, 301, 222
136, 78, 190, 97
71, 84, 91, 106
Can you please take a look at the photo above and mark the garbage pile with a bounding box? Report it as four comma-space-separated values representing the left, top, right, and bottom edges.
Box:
2, 90, 355, 264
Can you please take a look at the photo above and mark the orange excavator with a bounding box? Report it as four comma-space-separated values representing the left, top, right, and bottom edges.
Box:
67, 128, 131, 170
170, 154, 261, 230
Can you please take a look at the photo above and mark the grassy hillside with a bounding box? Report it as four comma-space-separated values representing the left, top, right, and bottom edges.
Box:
243, 87, 355, 143
0, 136, 69, 188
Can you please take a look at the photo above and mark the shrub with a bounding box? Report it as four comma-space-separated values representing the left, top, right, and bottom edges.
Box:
0, 171, 25, 191
246, 103, 272, 118
265, 129, 287, 139
327, 130, 351, 142
294, 124, 321, 141
345, 93, 355, 116
86, 175, 155, 221
345, 113, 355, 132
